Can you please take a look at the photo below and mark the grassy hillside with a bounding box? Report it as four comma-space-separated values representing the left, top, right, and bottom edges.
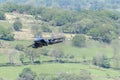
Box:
0, 39, 119, 80
0, 63, 119, 80
0, 8, 120, 80
0, 21, 12, 33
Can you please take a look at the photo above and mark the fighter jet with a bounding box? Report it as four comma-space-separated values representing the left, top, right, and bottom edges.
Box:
29, 36, 65, 48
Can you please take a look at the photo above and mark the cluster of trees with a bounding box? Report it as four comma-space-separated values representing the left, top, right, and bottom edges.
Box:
0, 2, 120, 40
18, 4, 120, 43
31, 7, 120, 43
0, 26, 14, 41
0, 4, 43, 15
61, 10, 120, 43
0, 19, 22, 41
0, 11, 5, 20
2, 3, 119, 43
0, 5, 23, 41
93, 53, 110, 68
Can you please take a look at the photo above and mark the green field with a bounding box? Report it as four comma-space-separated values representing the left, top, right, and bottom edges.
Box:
0, 40, 119, 80
0, 63, 119, 80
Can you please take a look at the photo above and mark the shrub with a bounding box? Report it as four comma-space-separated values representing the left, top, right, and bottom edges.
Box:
72, 34, 86, 47
19, 68, 36, 80
0, 29, 14, 41
13, 20, 22, 31
93, 53, 110, 68
34, 61, 40, 64
0, 12, 5, 20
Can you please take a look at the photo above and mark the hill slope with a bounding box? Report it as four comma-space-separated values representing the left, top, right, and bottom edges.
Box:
0, 4, 120, 80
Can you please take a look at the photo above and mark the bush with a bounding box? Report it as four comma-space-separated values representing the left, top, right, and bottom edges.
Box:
0, 29, 14, 41
93, 53, 110, 68
13, 20, 22, 31
19, 68, 36, 80
72, 34, 86, 47
34, 61, 40, 64
19, 54, 25, 64
0, 12, 5, 20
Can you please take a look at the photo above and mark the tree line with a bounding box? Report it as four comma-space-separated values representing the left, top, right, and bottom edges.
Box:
0, 3, 120, 43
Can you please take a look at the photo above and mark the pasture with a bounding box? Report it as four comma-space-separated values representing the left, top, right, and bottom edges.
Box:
0, 63, 119, 80
0, 39, 119, 80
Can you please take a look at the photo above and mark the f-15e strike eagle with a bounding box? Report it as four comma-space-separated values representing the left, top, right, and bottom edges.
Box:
29, 36, 65, 48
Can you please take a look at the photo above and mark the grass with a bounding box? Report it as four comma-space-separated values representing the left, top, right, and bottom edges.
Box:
0, 63, 119, 80
0, 38, 119, 80
0, 21, 12, 32
0, 21, 12, 28
0, 52, 21, 64
46, 41, 114, 60
8, 40, 32, 47
0, 53, 7, 64
0, 40, 32, 48
1, 39, 114, 63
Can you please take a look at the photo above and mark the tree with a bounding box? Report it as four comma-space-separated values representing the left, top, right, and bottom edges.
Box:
40, 8, 54, 22
7, 49, 18, 65
93, 53, 110, 68
13, 20, 22, 31
111, 39, 120, 69
87, 23, 117, 43
0, 12, 5, 20
0, 29, 14, 41
72, 34, 86, 47
101, 55, 110, 68
19, 53, 25, 64
52, 16, 67, 26
52, 10, 72, 26
25, 48, 40, 64
18, 68, 36, 80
